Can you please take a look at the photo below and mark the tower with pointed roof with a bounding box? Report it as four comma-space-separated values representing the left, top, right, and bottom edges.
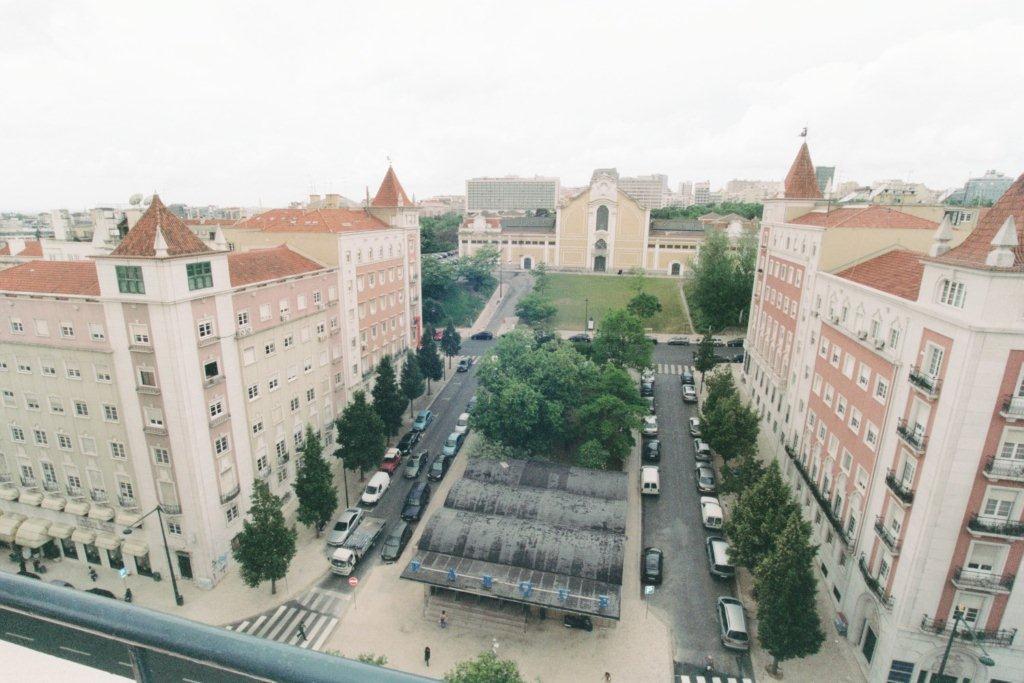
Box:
784, 142, 824, 200
368, 166, 419, 230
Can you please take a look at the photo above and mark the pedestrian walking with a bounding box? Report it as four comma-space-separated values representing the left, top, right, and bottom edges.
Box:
491, 638, 499, 655
424, 646, 431, 668
296, 622, 307, 641
124, 588, 133, 603
438, 610, 448, 629
604, 673, 611, 682
88, 567, 98, 582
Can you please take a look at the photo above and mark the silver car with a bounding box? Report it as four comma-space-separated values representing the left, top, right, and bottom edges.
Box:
326, 507, 364, 547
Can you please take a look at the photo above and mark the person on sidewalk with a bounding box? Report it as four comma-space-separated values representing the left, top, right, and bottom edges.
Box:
296, 622, 307, 641
424, 646, 431, 668
124, 588, 133, 603
438, 610, 448, 629
604, 673, 611, 683
88, 567, 98, 582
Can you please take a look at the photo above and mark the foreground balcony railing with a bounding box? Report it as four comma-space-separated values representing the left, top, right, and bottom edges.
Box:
907, 365, 941, 398
983, 456, 1024, 482
159, 502, 182, 515
858, 555, 894, 608
952, 567, 1015, 593
896, 418, 928, 453
793, 458, 850, 545
874, 517, 902, 553
968, 513, 1024, 538
884, 469, 915, 504
920, 616, 1017, 647
220, 485, 241, 504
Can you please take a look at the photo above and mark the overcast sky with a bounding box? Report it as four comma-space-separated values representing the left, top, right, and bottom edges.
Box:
2, 1, 1022, 212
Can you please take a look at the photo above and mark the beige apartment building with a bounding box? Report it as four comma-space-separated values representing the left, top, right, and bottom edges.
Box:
0, 167, 421, 592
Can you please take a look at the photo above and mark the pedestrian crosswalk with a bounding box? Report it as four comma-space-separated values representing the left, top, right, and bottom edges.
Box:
678, 676, 753, 683
224, 587, 347, 652
656, 364, 695, 375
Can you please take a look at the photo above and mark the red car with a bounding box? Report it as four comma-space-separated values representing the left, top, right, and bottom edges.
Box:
379, 447, 402, 475
432, 328, 444, 341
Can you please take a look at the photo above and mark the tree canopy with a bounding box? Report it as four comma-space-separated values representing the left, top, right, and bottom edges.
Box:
293, 425, 337, 536
687, 225, 758, 331
650, 202, 763, 220
371, 355, 406, 437
693, 329, 718, 380
334, 390, 386, 479
702, 394, 759, 461
232, 479, 297, 594
417, 329, 445, 390
444, 651, 524, 683
419, 213, 461, 253
459, 246, 499, 292
515, 291, 557, 327
399, 350, 425, 416
592, 309, 652, 371
627, 291, 662, 319
724, 461, 800, 570
440, 322, 462, 365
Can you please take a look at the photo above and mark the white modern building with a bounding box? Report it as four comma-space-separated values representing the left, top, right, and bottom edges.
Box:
465, 176, 559, 212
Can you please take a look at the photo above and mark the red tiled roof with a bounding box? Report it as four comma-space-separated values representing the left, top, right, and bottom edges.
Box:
933, 171, 1024, 270
110, 195, 213, 258
784, 142, 823, 199
371, 166, 412, 208
0, 244, 10, 256
789, 205, 937, 229
17, 240, 43, 257
228, 245, 326, 287
233, 208, 387, 232
0, 261, 100, 296
835, 248, 924, 300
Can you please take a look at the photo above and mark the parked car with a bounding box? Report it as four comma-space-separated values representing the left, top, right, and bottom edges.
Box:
644, 395, 656, 414
646, 336, 659, 345
404, 451, 427, 478
454, 412, 470, 435
401, 481, 432, 521
396, 430, 420, 456
534, 330, 556, 345
642, 415, 659, 436
680, 370, 695, 386
380, 521, 413, 563
711, 337, 725, 347
563, 614, 594, 631
642, 547, 664, 585
706, 536, 735, 579
86, 587, 117, 599
643, 439, 661, 463
641, 465, 660, 495
379, 447, 402, 475
360, 471, 391, 506
693, 438, 711, 461
717, 597, 750, 650
470, 331, 494, 340
730, 352, 745, 363
726, 338, 745, 348
568, 333, 591, 343
700, 496, 724, 530
442, 431, 465, 457
427, 452, 452, 481
667, 337, 690, 346
695, 464, 717, 493
688, 417, 701, 437
467, 394, 478, 413
412, 410, 434, 432
327, 507, 364, 547
641, 368, 656, 384
457, 357, 473, 372
682, 385, 698, 403
640, 380, 654, 397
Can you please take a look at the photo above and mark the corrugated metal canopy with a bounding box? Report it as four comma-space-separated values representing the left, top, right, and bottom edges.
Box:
462, 459, 627, 501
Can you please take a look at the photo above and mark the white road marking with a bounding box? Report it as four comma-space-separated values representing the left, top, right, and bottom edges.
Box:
310, 617, 338, 652
4, 631, 33, 642
59, 646, 91, 656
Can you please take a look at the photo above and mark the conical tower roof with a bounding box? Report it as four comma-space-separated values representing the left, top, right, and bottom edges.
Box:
783, 142, 823, 199
110, 195, 212, 258
371, 166, 412, 208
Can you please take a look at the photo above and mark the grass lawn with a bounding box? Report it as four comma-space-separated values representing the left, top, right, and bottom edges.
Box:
546, 274, 691, 333
426, 280, 496, 328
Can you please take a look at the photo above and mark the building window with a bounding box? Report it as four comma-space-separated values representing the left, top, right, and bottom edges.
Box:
153, 447, 170, 465
938, 279, 966, 308
247, 383, 260, 400
116, 265, 145, 294
214, 435, 230, 454
138, 368, 157, 388
110, 442, 127, 460
89, 323, 106, 341
226, 505, 239, 523
197, 320, 214, 340
65, 363, 81, 379
595, 205, 609, 231
9, 318, 24, 334
186, 262, 213, 290
95, 365, 111, 382
34, 429, 48, 446
57, 434, 73, 450
203, 359, 220, 379
236, 310, 249, 328
167, 522, 182, 536
102, 404, 119, 422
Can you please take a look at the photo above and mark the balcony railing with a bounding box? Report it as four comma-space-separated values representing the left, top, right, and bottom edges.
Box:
159, 502, 182, 515
858, 555, 894, 608
90, 489, 108, 503
42, 480, 60, 493
136, 385, 161, 395
0, 473, 11, 484
874, 516, 902, 553
784, 443, 798, 460
968, 513, 1024, 538
884, 469, 915, 505
117, 495, 138, 509
921, 616, 1017, 648
220, 484, 241, 504
896, 418, 928, 453
907, 366, 942, 398
952, 567, 1015, 593
257, 466, 272, 480
20, 476, 39, 488
65, 485, 84, 498
793, 458, 850, 545
983, 456, 1024, 482
1000, 394, 1024, 420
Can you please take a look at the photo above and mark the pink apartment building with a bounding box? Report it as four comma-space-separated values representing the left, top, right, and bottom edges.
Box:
743, 143, 1024, 682
0, 167, 422, 591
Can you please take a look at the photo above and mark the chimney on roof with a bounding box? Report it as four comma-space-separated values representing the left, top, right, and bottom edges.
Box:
928, 216, 955, 257
152, 223, 169, 257
324, 193, 341, 209
212, 226, 227, 250
985, 216, 1019, 268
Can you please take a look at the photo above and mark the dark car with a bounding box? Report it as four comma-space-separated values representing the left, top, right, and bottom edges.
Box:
643, 439, 661, 463
401, 481, 432, 521
644, 395, 656, 414
427, 453, 452, 481
646, 336, 659, 345
640, 380, 654, 397
667, 337, 690, 346
396, 430, 420, 456
680, 371, 695, 386
568, 333, 591, 343
470, 331, 494, 341
642, 547, 664, 585
86, 587, 118, 599
16, 571, 41, 581
563, 614, 594, 632
730, 352, 745, 363
380, 521, 413, 563
456, 357, 473, 372
695, 464, 717, 493
726, 338, 745, 347
534, 330, 556, 344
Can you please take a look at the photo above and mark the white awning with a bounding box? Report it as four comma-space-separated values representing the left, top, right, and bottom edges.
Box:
0, 513, 27, 543
14, 518, 52, 549
87, 505, 115, 522
41, 495, 67, 511
94, 534, 121, 551
65, 499, 90, 516
0, 486, 19, 501
48, 522, 75, 539
70, 528, 95, 545
18, 490, 44, 507
122, 540, 149, 557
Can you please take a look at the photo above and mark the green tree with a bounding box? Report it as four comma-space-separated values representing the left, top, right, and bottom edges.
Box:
576, 393, 643, 465
627, 291, 662, 319
688, 227, 737, 331
440, 321, 462, 368
720, 452, 767, 496
232, 480, 297, 594
531, 262, 551, 294
650, 202, 763, 220
515, 291, 557, 326
473, 380, 545, 452
334, 390, 385, 480
356, 653, 389, 667
399, 350, 425, 417
755, 512, 825, 676
576, 439, 612, 470
702, 395, 759, 461
444, 651, 524, 683
417, 329, 444, 393
293, 425, 337, 537
592, 309, 652, 371
732, 227, 759, 327
371, 355, 405, 439
458, 246, 499, 292
724, 462, 799, 569
693, 330, 717, 389
421, 256, 459, 302
702, 368, 737, 417
420, 213, 462, 253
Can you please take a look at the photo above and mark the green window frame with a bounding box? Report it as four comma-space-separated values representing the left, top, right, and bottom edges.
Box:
115, 265, 145, 294
186, 262, 213, 291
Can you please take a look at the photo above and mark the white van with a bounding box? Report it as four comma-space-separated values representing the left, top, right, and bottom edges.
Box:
700, 496, 724, 529
641, 466, 660, 496
360, 471, 391, 506
455, 412, 470, 435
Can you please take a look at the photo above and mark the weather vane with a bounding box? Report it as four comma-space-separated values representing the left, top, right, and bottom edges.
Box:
799, 126, 808, 138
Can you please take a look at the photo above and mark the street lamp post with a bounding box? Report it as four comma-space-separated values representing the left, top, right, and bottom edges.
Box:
122, 505, 184, 606
936, 606, 996, 678
584, 298, 589, 333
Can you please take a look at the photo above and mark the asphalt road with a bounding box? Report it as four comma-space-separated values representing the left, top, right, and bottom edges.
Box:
640, 343, 754, 680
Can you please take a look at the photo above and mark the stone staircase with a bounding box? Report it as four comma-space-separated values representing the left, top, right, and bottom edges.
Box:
424, 590, 528, 637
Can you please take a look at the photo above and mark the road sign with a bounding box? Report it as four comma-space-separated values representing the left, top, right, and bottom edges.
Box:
644, 585, 655, 596
118, 567, 129, 579
347, 576, 358, 587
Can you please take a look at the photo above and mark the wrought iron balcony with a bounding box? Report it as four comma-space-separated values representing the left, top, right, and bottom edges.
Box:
0, 473, 11, 484
20, 475, 39, 488
159, 502, 182, 515
884, 469, 915, 505
793, 458, 850, 545
784, 443, 798, 460
42, 480, 60, 493
1000, 394, 1024, 421
983, 456, 1024, 482
90, 489, 108, 503
921, 616, 1017, 647
857, 555, 894, 608
968, 513, 1024, 538
65, 485, 84, 498
220, 484, 240, 504
907, 365, 941, 398
952, 567, 1015, 593
117, 495, 138, 509
874, 516, 902, 553
896, 418, 928, 454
